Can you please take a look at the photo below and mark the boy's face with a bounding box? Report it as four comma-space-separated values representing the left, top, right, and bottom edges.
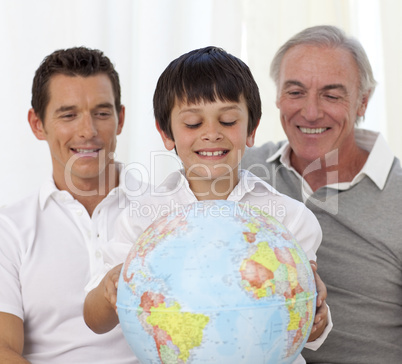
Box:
158, 96, 257, 188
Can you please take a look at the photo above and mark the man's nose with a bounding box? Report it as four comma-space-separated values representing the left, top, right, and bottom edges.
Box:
79, 114, 97, 138
300, 95, 324, 121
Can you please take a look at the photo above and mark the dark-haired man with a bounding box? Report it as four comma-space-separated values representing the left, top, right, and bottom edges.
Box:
0, 47, 142, 363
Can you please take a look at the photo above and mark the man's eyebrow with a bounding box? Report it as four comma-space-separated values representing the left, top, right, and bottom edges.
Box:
283, 80, 305, 89
55, 105, 76, 114
321, 84, 348, 94
55, 103, 115, 114
95, 102, 114, 109
282, 80, 348, 94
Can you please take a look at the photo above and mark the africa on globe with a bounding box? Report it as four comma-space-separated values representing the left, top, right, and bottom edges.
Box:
117, 200, 316, 364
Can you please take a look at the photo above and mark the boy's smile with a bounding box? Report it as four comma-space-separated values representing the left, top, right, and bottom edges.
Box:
158, 96, 257, 199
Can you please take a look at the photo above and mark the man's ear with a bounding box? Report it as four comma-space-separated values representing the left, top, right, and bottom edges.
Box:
116, 105, 125, 135
155, 121, 175, 151
246, 119, 260, 148
28, 108, 46, 140
357, 91, 370, 117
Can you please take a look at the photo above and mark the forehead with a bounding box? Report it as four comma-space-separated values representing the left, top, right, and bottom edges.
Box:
172, 94, 247, 114
279, 45, 360, 89
47, 74, 115, 107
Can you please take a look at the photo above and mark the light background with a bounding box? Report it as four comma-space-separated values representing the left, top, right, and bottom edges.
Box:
1, 0, 401, 206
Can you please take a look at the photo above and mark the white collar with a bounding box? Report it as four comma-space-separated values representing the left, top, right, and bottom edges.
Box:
39, 163, 145, 210
154, 168, 282, 201
227, 169, 282, 201
266, 128, 394, 191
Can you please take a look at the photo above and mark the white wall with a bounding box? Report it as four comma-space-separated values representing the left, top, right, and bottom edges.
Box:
0, 0, 400, 206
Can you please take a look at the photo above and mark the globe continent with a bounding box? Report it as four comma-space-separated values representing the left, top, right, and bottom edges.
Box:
117, 200, 316, 364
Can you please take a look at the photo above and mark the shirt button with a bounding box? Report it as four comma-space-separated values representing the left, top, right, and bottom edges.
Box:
76, 209, 83, 216
95, 250, 102, 259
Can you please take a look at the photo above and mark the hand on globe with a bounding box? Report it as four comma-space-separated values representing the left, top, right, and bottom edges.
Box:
83, 263, 124, 334
307, 261, 328, 342
102, 263, 124, 313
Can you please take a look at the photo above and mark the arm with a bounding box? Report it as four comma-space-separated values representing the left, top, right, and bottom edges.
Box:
0, 312, 30, 364
83, 264, 123, 334
307, 261, 328, 342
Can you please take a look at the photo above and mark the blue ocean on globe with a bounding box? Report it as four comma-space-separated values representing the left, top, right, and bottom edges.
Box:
117, 200, 316, 364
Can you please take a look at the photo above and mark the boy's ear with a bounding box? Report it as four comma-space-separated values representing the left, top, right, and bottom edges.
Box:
246, 119, 260, 148
155, 121, 175, 151
28, 108, 47, 141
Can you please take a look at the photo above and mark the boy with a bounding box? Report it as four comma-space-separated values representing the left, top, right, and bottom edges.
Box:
84, 46, 332, 362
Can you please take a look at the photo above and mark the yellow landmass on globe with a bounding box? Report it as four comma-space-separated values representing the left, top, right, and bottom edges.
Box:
250, 241, 281, 272
239, 241, 315, 357
288, 310, 301, 330
245, 221, 260, 234
147, 301, 209, 362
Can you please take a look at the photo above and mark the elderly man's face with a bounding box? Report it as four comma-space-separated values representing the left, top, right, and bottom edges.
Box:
276, 45, 369, 171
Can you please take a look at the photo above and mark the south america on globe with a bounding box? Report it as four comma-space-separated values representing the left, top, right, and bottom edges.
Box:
117, 200, 316, 364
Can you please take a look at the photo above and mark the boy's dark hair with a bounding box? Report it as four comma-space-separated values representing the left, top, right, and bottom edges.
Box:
31, 47, 121, 123
153, 46, 262, 140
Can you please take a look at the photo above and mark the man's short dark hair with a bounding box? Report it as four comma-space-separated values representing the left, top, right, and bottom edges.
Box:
31, 46, 121, 122
153, 46, 262, 140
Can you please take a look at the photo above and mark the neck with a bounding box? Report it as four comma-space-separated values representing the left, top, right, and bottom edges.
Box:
54, 163, 120, 216
187, 171, 239, 201
291, 146, 369, 192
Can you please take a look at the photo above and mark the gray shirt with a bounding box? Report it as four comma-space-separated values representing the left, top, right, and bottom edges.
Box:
241, 130, 402, 363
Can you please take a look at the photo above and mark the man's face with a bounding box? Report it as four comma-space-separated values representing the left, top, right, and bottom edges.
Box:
30, 74, 124, 189
276, 45, 369, 170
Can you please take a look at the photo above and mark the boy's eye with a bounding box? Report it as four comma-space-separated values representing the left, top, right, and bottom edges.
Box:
185, 123, 201, 129
220, 120, 237, 126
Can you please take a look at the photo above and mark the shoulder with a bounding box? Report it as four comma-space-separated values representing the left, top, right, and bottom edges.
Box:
240, 170, 315, 223
0, 192, 41, 257
0, 192, 40, 224
242, 175, 322, 257
242, 140, 286, 167
389, 157, 402, 180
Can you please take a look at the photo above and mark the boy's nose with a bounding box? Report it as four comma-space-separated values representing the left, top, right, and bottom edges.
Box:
201, 123, 223, 142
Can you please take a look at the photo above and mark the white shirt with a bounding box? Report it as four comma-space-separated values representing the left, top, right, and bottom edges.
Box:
0, 170, 143, 364
95, 169, 331, 362
267, 128, 394, 201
